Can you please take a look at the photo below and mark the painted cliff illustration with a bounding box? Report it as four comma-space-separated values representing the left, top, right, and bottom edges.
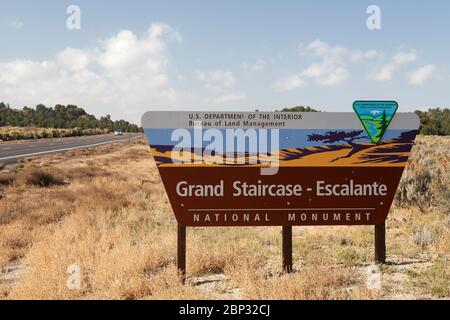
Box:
145, 128, 417, 167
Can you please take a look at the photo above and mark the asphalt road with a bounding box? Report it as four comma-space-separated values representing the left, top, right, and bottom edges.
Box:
0, 133, 142, 164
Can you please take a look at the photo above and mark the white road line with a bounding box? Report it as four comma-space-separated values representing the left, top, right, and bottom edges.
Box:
0, 136, 140, 161
188, 208, 376, 212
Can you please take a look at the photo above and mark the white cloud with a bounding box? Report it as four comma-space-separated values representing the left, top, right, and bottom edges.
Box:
274, 74, 306, 92
368, 50, 417, 81
392, 51, 417, 64
408, 64, 435, 86
57, 48, 91, 72
274, 39, 380, 91
320, 67, 349, 86
195, 69, 246, 104
0, 23, 180, 123
196, 69, 236, 88
214, 93, 246, 104
241, 59, 266, 72
5, 19, 24, 29
301, 40, 382, 64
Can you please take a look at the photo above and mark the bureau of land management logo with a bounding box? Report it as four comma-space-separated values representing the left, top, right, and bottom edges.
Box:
353, 101, 398, 143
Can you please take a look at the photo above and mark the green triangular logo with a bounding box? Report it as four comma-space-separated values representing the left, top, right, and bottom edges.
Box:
353, 101, 398, 143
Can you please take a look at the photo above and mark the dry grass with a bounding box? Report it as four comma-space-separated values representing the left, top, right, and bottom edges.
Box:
396, 135, 450, 213
0, 135, 449, 300
0, 126, 108, 141
16, 168, 64, 187
0, 173, 14, 186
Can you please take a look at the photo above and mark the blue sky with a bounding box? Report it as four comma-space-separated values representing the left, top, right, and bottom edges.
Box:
0, 0, 449, 123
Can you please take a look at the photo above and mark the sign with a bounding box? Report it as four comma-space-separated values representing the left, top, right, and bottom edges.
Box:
142, 111, 419, 227
353, 101, 398, 143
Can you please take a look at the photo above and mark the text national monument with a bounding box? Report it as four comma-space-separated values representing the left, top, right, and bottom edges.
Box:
142, 101, 420, 275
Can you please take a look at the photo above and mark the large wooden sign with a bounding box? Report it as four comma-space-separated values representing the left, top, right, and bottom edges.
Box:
142, 109, 419, 228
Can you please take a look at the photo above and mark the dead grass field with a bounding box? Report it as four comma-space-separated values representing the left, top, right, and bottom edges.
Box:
0, 136, 449, 300
0, 126, 108, 141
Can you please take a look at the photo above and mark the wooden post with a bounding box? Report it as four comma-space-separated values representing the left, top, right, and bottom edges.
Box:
282, 226, 293, 273
177, 224, 186, 284
375, 223, 386, 264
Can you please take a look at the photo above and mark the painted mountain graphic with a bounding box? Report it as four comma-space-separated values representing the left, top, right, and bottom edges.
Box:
149, 130, 416, 167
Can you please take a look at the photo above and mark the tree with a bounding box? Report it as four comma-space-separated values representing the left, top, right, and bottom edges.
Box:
415, 108, 450, 135
280, 106, 319, 112
0, 102, 140, 133
376, 110, 388, 140
308, 130, 365, 162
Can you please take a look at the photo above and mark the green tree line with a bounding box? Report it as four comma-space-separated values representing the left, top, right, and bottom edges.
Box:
282, 106, 450, 136
415, 108, 450, 136
0, 102, 139, 132
2, 103, 449, 136
280, 106, 319, 112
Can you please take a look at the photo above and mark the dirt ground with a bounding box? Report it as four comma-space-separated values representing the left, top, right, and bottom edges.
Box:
0, 137, 449, 300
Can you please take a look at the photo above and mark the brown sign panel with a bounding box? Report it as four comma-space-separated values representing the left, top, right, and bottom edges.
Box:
142, 111, 419, 227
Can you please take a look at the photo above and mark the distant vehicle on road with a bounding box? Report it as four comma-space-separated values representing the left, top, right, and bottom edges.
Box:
114, 129, 123, 136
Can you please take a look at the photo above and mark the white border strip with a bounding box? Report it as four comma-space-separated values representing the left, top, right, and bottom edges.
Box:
188, 208, 376, 212
142, 111, 420, 130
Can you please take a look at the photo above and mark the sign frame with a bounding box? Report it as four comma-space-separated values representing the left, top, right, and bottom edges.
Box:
142, 108, 420, 279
